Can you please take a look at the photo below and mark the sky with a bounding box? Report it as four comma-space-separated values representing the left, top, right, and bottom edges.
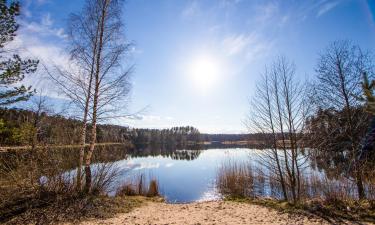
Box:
12, 0, 375, 134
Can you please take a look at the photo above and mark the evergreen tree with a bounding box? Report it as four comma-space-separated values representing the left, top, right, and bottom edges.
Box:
0, 0, 38, 106
361, 72, 375, 115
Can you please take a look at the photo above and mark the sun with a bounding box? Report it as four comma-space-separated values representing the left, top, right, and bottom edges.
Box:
189, 55, 220, 91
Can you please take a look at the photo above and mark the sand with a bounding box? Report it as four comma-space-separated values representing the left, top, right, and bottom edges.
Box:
78, 200, 332, 225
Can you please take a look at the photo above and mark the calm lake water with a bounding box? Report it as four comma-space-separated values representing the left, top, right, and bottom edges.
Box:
103, 148, 260, 203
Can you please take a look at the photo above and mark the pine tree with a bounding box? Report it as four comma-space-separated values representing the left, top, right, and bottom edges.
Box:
362, 72, 375, 115
0, 0, 39, 106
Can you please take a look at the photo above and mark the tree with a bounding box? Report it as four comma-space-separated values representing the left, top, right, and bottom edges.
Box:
247, 57, 309, 203
361, 72, 375, 115
309, 40, 374, 199
47, 0, 102, 191
81, 0, 132, 192
0, 0, 38, 106
47, 0, 132, 192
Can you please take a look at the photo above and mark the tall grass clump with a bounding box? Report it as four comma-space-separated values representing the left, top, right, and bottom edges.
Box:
216, 160, 255, 198
116, 173, 160, 197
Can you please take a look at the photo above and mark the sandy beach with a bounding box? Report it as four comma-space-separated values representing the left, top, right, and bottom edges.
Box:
78, 200, 331, 225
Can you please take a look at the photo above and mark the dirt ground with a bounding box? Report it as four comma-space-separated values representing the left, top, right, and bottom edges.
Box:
77, 200, 333, 225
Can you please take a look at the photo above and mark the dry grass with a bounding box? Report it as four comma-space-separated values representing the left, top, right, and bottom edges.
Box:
116, 174, 160, 197
0, 145, 128, 224
147, 179, 159, 197
217, 159, 375, 223
2, 195, 145, 225
216, 161, 255, 198
0, 162, 143, 225
225, 196, 375, 224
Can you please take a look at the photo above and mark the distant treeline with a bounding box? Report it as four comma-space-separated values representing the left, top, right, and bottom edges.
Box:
0, 108, 202, 149
0, 108, 131, 146
129, 126, 201, 149
0, 108, 292, 149
201, 134, 250, 142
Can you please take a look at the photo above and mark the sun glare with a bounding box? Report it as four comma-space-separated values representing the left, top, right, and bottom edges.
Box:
189, 55, 220, 91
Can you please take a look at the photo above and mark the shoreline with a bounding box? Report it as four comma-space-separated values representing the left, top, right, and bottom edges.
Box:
74, 199, 332, 225
4, 195, 374, 224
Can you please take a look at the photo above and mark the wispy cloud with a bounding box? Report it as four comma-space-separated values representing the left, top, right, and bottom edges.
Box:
182, 1, 200, 18
219, 0, 242, 8
222, 34, 252, 55
317, 1, 339, 17
222, 32, 273, 61
127, 115, 174, 122
119, 114, 179, 130
254, 1, 279, 23
41, 13, 53, 26
3, 11, 71, 97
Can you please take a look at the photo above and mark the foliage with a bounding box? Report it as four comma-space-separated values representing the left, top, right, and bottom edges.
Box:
0, 108, 131, 146
0, 108, 203, 148
306, 108, 373, 178
361, 72, 375, 115
130, 126, 201, 149
0, 0, 39, 106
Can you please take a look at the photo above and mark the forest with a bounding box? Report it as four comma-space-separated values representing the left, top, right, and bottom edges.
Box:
0, 107, 205, 152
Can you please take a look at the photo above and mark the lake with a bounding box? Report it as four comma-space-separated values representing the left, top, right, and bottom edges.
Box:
2, 144, 362, 203
100, 148, 260, 203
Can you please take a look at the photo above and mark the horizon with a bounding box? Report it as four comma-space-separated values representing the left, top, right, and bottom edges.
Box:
12, 0, 375, 134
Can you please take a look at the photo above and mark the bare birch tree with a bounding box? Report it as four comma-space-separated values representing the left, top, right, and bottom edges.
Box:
48, 0, 131, 192
47, 0, 100, 191
82, 0, 132, 192
247, 57, 309, 203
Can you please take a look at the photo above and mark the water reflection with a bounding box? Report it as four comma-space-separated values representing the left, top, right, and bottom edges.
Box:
128, 143, 202, 160
108, 148, 252, 203
3, 145, 371, 203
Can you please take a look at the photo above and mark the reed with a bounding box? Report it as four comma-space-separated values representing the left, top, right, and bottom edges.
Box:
116, 173, 160, 197
216, 160, 255, 198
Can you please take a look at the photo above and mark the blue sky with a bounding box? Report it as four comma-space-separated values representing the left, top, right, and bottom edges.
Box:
14, 0, 375, 133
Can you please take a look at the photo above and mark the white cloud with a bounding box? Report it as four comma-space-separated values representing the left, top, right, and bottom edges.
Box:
222, 32, 273, 61
317, 1, 339, 17
20, 19, 68, 39
182, 1, 200, 18
255, 1, 279, 23
222, 34, 253, 55
118, 114, 181, 130
2, 13, 72, 98
126, 115, 175, 122
219, 0, 242, 9
41, 13, 53, 26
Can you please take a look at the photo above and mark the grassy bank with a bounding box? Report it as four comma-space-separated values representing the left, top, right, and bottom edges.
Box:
1, 194, 154, 225
217, 160, 375, 224
225, 197, 375, 224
